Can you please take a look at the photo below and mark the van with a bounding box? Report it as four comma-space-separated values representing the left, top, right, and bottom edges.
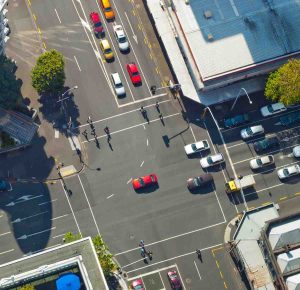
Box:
111, 73, 125, 97
100, 0, 115, 21
99, 39, 114, 61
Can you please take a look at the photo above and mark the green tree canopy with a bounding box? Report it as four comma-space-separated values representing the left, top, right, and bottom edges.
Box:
20, 285, 35, 290
265, 59, 300, 106
0, 55, 22, 109
31, 49, 65, 94
64, 231, 82, 243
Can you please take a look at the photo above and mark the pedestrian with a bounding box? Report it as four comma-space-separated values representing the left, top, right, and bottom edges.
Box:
104, 126, 110, 134
139, 240, 145, 247
155, 101, 160, 112
87, 116, 92, 124
91, 129, 96, 136
140, 247, 145, 258
82, 129, 88, 138
147, 251, 153, 260
159, 113, 163, 120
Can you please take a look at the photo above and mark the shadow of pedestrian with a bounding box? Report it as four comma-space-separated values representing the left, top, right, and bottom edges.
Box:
108, 140, 113, 151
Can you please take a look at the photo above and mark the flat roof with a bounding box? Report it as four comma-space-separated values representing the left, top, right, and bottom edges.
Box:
0, 237, 108, 290
173, 0, 300, 80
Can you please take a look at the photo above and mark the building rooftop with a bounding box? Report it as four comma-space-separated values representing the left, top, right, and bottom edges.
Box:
286, 273, 300, 290
174, 0, 300, 81
0, 237, 108, 290
277, 248, 300, 274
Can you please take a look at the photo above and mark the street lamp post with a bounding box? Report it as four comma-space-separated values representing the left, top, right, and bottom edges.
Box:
230, 88, 252, 112
203, 107, 248, 210
56, 86, 78, 123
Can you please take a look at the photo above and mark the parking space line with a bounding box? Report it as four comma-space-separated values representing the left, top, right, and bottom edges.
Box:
0, 249, 14, 255
115, 222, 225, 256
52, 233, 65, 239
125, 243, 223, 274
39, 199, 58, 206
0, 231, 11, 237
252, 160, 300, 177
175, 264, 187, 290
194, 260, 202, 280
51, 214, 69, 221
158, 272, 167, 289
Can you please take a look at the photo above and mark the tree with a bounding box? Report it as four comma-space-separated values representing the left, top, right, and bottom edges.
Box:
92, 235, 116, 274
20, 285, 35, 290
0, 55, 22, 109
63, 231, 82, 243
265, 59, 300, 106
31, 49, 65, 94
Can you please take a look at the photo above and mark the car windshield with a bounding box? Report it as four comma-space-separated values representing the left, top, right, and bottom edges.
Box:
134, 286, 143, 290
267, 105, 274, 113
194, 178, 200, 186
138, 178, 145, 186
191, 143, 197, 151
246, 127, 253, 135
104, 48, 112, 54
104, 7, 112, 12
94, 21, 102, 27
207, 157, 213, 164
150, 175, 156, 182
203, 140, 209, 147
119, 36, 127, 43
256, 159, 263, 166
115, 82, 122, 88
132, 71, 139, 76
283, 169, 289, 177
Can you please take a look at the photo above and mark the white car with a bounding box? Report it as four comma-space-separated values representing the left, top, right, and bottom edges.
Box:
184, 140, 209, 155
200, 153, 224, 168
240, 125, 264, 140
249, 155, 274, 170
293, 145, 300, 158
260, 103, 286, 117
277, 164, 300, 180
111, 72, 125, 97
113, 24, 129, 52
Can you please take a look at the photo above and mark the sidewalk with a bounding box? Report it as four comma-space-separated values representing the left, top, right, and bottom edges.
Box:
0, 0, 82, 181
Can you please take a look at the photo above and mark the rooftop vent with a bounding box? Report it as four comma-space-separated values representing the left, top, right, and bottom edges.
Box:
204, 10, 213, 19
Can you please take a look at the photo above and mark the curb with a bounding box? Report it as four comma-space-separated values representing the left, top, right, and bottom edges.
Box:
224, 214, 242, 243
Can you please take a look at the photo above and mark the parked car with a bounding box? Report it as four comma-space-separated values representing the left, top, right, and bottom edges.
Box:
240, 125, 264, 140
126, 63, 141, 85
187, 174, 213, 190
277, 165, 300, 180
260, 103, 286, 117
249, 155, 274, 169
293, 145, 300, 157
167, 270, 182, 290
89, 12, 103, 36
200, 153, 224, 169
279, 112, 300, 126
184, 140, 209, 155
0, 180, 12, 192
131, 278, 145, 290
253, 137, 279, 153
224, 114, 249, 128
113, 24, 129, 52
132, 174, 158, 190
99, 39, 114, 61
111, 72, 125, 97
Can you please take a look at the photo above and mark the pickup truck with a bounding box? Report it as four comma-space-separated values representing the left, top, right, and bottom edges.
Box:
225, 175, 255, 193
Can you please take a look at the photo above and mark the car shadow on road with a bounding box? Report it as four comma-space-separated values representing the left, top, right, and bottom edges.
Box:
134, 184, 159, 194
188, 184, 215, 194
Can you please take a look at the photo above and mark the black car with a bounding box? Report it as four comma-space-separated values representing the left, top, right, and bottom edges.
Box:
187, 174, 213, 190
253, 137, 279, 153
224, 114, 249, 128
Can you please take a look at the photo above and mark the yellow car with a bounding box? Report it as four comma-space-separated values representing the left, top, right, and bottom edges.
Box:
100, 0, 115, 21
100, 39, 114, 61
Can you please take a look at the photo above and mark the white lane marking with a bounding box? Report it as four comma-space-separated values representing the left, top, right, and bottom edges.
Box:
128, 264, 177, 281
83, 112, 181, 143
77, 99, 171, 129
146, 138, 149, 146
158, 272, 167, 289
78, 175, 101, 236
52, 233, 66, 239
0, 249, 14, 255
12, 211, 48, 223
194, 260, 202, 280
54, 129, 59, 139
107, 194, 114, 199
143, 124, 145, 130
125, 243, 223, 274
79, 1, 135, 104
68, 135, 81, 151
229, 0, 239, 16
121, 258, 146, 269
189, 124, 197, 142
52, 214, 69, 221
246, 182, 285, 198
233, 142, 300, 165
115, 221, 226, 256
227, 124, 300, 149
119, 93, 168, 108
74, 55, 81, 72
0, 231, 11, 237
124, 12, 138, 44
140, 161, 144, 167
17, 227, 56, 240
39, 199, 58, 206
176, 264, 187, 290
54, 8, 62, 24
213, 190, 227, 222
60, 180, 82, 236
6, 195, 43, 207
127, 177, 133, 184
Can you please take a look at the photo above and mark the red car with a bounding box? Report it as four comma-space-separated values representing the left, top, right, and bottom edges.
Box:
126, 63, 141, 85
132, 174, 158, 190
89, 12, 104, 36
167, 270, 182, 290
131, 278, 145, 290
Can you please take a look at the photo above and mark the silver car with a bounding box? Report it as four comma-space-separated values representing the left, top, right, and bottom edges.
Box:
111, 73, 125, 97
292, 145, 300, 158
184, 140, 209, 155
277, 164, 300, 180
240, 125, 264, 140
200, 153, 224, 168
249, 155, 274, 170
260, 103, 286, 117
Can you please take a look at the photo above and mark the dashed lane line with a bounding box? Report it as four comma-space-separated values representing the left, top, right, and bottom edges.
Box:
0, 249, 14, 255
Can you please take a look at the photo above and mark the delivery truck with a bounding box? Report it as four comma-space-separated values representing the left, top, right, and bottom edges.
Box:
225, 175, 255, 193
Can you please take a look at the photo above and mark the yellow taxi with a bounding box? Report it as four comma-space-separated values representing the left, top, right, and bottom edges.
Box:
100, 0, 115, 21
100, 39, 114, 61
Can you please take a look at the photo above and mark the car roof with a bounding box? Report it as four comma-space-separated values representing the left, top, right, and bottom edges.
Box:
272, 102, 285, 109
211, 153, 223, 161
198, 173, 213, 181
111, 72, 121, 83
114, 25, 125, 35
128, 63, 137, 71
90, 12, 100, 22
260, 156, 272, 162
288, 165, 300, 173
101, 39, 110, 48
